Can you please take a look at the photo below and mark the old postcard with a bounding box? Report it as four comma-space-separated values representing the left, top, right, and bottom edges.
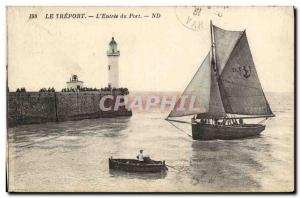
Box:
7, 6, 294, 192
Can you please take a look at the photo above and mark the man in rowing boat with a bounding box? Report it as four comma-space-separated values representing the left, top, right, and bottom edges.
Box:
137, 149, 144, 162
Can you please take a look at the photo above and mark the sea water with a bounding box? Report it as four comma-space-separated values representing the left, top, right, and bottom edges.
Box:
7, 92, 294, 192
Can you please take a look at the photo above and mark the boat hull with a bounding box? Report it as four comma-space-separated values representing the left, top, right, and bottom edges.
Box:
192, 122, 265, 140
109, 158, 168, 173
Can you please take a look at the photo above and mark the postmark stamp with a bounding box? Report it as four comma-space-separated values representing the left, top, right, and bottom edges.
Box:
175, 6, 229, 31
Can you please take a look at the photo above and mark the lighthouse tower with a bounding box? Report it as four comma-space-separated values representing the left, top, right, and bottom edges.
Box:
107, 37, 120, 88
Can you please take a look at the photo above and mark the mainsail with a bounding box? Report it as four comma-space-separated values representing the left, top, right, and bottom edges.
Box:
219, 31, 273, 116
168, 22, 274, 119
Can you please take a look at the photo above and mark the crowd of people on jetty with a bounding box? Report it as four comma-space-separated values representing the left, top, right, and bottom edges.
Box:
194, 117, 244, 126
13, 87, 129, 95
61, 87, 129, 94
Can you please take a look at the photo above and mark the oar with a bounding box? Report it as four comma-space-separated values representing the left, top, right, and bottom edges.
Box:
166, 164, 188, 172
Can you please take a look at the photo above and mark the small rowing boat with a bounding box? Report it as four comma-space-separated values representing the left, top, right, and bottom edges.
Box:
108, 157, 168, 173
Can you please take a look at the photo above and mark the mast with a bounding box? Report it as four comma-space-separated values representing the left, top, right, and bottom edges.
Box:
207, 21, 227, 119
210, 21, 217, 72
210, 22, 234, 115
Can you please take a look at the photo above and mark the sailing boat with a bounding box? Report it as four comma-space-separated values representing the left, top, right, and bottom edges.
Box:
166, 22, 275, 140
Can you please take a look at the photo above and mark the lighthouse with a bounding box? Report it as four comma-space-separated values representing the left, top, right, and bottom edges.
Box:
107, 37, 120, 88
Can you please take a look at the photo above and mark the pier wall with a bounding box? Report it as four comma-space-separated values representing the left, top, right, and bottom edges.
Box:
7, 91, 132, 126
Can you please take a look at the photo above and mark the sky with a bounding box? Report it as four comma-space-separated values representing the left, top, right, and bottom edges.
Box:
7, 6, 294, 92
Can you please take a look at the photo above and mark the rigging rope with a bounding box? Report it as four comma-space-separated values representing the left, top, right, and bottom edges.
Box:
258, 117, 268, 124
165, 118, 191, 124
166, 120, 192, 138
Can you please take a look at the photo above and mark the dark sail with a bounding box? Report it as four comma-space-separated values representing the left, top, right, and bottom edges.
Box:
208, 64, 226, 118
197, 53, 226, 119
219, 31, 273, 116
213, 25, 243, 74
